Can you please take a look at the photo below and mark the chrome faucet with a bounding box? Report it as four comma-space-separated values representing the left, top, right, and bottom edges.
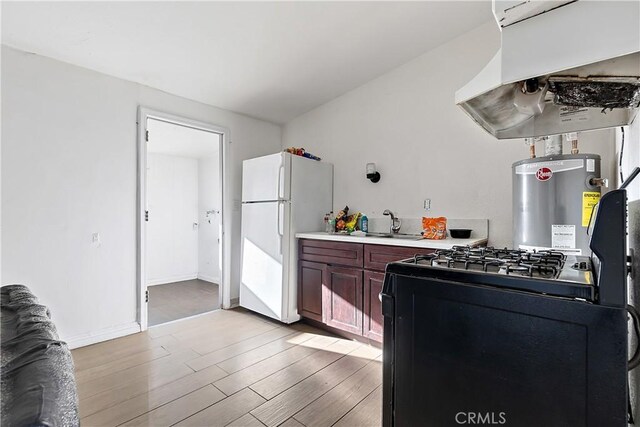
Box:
383, 209, 402, 234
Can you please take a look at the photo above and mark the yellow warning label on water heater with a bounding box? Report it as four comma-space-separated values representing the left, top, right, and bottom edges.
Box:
582, 192, 600, 227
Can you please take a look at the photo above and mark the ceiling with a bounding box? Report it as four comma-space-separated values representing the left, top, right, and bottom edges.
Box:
147, 119, 220, 159
1, 1, 493, 124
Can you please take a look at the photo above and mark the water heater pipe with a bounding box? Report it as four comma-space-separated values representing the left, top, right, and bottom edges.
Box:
526, 138, 536, 159
565, 132, 579, 154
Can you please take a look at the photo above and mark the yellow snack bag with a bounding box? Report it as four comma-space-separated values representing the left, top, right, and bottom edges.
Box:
422, 217, 447, 240
345, 213, 361, 232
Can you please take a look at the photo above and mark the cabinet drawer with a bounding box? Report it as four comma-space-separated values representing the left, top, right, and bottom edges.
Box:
299, 239, 364, 268
364, 244, 434, 272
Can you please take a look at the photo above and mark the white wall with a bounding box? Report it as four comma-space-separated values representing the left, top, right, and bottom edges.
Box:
198, 153, 221, 284
283, 21, 616, 248
1, 45, 281, 345
146, 154, 199, 285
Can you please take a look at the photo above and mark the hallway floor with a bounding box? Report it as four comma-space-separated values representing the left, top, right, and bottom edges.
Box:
148, 279, 219, 326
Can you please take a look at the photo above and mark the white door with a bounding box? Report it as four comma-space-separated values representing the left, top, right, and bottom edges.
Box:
242, 153, 290, 202
240, 201, 289, 320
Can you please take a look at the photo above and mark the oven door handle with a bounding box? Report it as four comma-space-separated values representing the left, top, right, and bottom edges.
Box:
380, 273, 394, 318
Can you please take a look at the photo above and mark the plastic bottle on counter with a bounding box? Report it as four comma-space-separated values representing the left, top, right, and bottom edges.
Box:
360, 214, 369, 233
327, 211, 336, 234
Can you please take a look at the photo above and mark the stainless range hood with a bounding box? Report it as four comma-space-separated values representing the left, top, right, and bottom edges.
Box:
456, 1, 640, 139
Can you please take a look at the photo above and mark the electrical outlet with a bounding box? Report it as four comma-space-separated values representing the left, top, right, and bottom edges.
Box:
424, 199, 431, 211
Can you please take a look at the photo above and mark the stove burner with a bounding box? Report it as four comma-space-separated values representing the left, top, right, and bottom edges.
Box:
505, 262, 558, 278
408, 246, 566, 279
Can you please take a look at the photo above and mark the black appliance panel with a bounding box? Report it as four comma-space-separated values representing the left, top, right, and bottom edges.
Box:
588, 189, 627, 307
382, 273, 627, 427
382, 261, 594, 301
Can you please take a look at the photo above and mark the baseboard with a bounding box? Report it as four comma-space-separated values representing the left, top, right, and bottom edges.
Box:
65, 322, 141, 349
147, 274, 198, 286
197, 274, 220, 284
230, 297, 240, 308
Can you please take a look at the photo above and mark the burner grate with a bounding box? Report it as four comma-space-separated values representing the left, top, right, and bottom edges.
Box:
407, 246, 566, 279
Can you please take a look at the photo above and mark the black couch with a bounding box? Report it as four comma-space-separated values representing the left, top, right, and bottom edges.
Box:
1, 285, 79, 426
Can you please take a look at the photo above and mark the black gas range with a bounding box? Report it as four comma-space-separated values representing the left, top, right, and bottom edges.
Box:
381, 187, 638, 426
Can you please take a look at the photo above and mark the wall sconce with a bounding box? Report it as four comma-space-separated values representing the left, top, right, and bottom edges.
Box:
366, 163, 381, 183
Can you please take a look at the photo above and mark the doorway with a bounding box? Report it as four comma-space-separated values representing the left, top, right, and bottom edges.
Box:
137, 108, 229, 330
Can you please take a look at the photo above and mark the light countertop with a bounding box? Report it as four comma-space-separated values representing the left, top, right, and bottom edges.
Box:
295, 232, 487, 249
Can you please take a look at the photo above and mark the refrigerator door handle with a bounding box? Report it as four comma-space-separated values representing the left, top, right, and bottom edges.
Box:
277, 164, 285, 200
277, 201, 284, 254
277, 201, 284, 236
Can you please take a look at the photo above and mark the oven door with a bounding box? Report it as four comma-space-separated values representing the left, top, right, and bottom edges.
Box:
382, 272, 627, 427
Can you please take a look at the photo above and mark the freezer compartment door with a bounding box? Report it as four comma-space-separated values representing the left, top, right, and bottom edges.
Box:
242, 153, 291, 202
240, 201, 290, 321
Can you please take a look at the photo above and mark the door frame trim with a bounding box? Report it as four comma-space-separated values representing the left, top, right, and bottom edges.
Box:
136, 106, 231, 331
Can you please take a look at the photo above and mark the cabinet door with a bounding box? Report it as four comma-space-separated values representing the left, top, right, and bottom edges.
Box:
363, 271, 385, 343
323, 266, 363, 335
298, 260, 325, 322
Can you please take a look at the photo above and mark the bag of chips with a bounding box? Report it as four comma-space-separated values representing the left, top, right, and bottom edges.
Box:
422, 217, 447, 240
345, 213, 361, 233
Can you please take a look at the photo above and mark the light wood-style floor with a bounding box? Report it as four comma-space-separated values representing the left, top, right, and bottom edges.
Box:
72, 308, 382, 427
148, 279, 219, 326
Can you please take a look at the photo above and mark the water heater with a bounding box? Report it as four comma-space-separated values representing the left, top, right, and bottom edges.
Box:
512, 153, 602, 255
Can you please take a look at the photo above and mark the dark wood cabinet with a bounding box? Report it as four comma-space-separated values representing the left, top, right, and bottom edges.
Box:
323, 266, 363, 335
363, 270, 385, 342
298, 260, 325, 322
298, 238, 439, 343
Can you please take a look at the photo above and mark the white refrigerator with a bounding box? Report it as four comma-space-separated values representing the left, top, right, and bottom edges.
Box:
240, 152, 333, 323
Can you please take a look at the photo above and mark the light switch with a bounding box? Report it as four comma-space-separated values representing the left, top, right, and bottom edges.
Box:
91, 232, 101, 247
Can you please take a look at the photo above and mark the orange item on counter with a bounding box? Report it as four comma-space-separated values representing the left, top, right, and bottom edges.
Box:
422, 217, 447, 240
